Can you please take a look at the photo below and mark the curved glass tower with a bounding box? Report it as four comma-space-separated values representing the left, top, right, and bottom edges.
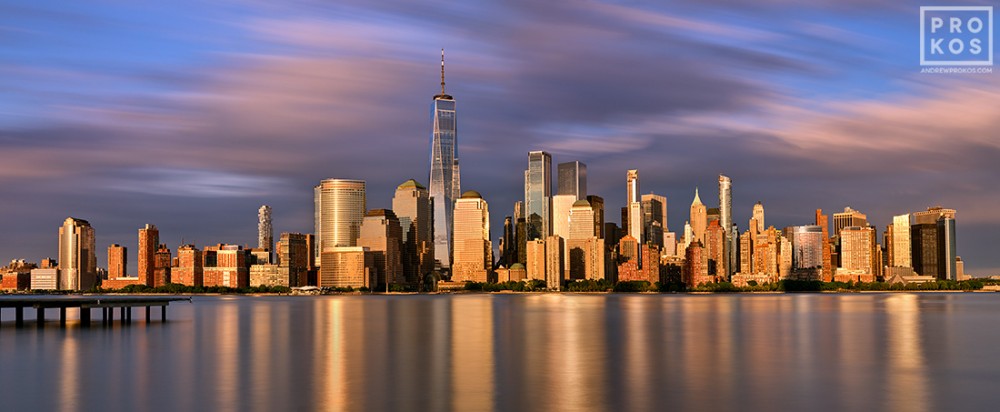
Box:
429, 50, 459, 271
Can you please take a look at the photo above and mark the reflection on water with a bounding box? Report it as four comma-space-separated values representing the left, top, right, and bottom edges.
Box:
3, 293, 1000, 412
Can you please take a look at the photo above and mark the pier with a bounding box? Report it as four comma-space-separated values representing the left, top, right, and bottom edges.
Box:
0, 296, 191, 328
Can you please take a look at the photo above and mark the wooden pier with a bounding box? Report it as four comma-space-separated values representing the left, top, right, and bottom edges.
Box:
0, 296, 191, 328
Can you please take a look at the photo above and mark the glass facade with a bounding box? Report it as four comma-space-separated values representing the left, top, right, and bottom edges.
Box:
557, 161, 587, 199
430, 97, 458, 269
524, 151, 551, 240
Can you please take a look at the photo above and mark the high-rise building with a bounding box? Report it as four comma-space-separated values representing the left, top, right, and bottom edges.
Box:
718, 175, 733, 277
501, 216, 516, 268
625, 170, 642, 244
641, 193, 667, 249
788, 225, 823, 281
838, 226, 876, 283
833, 207, 868, 236
751, 202, 765, 236
551, 194, 577, 242
586, 195, 605, 239
429, 50, 459, 272
393, 179, 433, 283
154, 244, 171, 286
452, 191, 491, 282
557, 161, 587, 199
320, 247, 374, 289
138, 224, 158, 287
258, 205, 272, 255
545, 235, 564, 290
890, 214, 912, 268
525, 151, 552, 240
525, 239, 546, 281
174, 245, 203, 287
358, 209, 403, 287
815, 209, 833, 282
689, 188, 707, 244
683, 241, 711, 288
314, 178, 366, 265
911, 207, 957, 280
704, 220, 725, 278
566, 199, 604, 282
108, 244, 126, 279
739, 230, 753, 275
58, 217, 96, 291
568, 200, 596, 239
277, 233, 309, 287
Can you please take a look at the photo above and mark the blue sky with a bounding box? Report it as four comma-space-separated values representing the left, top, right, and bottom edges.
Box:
2, 0, 998, 275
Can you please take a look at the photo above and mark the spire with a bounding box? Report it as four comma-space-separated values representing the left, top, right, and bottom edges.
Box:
440, 48, 446, 95
692, 187, 703, 206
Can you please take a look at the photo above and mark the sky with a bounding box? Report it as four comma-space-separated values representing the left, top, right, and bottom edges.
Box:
1, 0, 998, 276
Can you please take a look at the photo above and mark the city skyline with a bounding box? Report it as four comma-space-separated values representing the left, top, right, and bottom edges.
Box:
1, 1, 998, 276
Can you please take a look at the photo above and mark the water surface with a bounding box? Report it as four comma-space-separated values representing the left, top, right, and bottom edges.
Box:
1, 293, 998, 411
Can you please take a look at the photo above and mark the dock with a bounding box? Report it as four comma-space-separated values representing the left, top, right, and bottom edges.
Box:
0, 295, 191, 328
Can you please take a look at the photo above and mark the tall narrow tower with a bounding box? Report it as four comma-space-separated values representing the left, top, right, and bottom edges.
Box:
718, 175, 733, 276
429, 49, 459, 271
258, 205, 273, 251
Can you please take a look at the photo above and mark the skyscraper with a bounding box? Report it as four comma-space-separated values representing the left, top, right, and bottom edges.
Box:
718, 175, 733, 277
314, 179, 366, 264
258, 205, 272, 252
525, 151, 552, 240
911, 207, 957, 280
58, 217, 96, 290
626, 170, 641, 244
891, 214, 912, 268
429, 50, 459, 272
641, 194, 665, 249
393, 179, 433, 283
586, 195, 605, 239
689, 188, 707, 244
138, 224, 158, 287
452, 191, 491, 282
108, 244, 126, 279
751, 201, 765, 235
358, 209, 403, 287
557, 161, 587, 199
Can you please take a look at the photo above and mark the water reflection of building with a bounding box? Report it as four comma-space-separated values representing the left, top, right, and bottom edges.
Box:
451, 297, 494, 410
884, 294, 929, 412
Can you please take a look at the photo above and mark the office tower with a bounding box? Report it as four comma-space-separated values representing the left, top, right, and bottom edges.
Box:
617, 235, 641, 281
704, 220, 725, 278
586, 195, 605, 238
138, 224, 158, 287
501, 216, 515, 267
839, 226, 876, 283
516, 217, 527, 265
641, 193, 667, 249
890, 214, 912, 268
625, 170, 642, 243
833, 207, 868, 236
314, 178, 366, 265
320, 247, 374, 289
277, 233, 309, 287
811, 209, 832, 282
751, 202, 765, 235
557, 161, 587, 199
429, 50, 460, 272
393, 179, 433, 283
752, 227, 780, 279
358, 209, 403, 287
525, 151, 552, 240
452, 191, 491, 282
690, 188, 707, 243
57, 217, 96, 290
717, 174, 733, 278
258, 205, 272, 253
526, 239, 546, 281
108, 244, 126, 279
567, 200, 604, 281
174, 245, 203, 287
552, 194, 577, 241
201, 244, 248, 288
911, 207, 957, 280
154, 244, 171, 286
545, 235, 564, 290
788, 225, 823, 281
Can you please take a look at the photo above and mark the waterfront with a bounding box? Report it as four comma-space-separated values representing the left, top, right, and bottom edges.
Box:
1, 293, 999, 411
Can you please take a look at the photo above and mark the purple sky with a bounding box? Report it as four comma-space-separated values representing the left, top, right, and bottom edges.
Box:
1, 0, 998, 276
